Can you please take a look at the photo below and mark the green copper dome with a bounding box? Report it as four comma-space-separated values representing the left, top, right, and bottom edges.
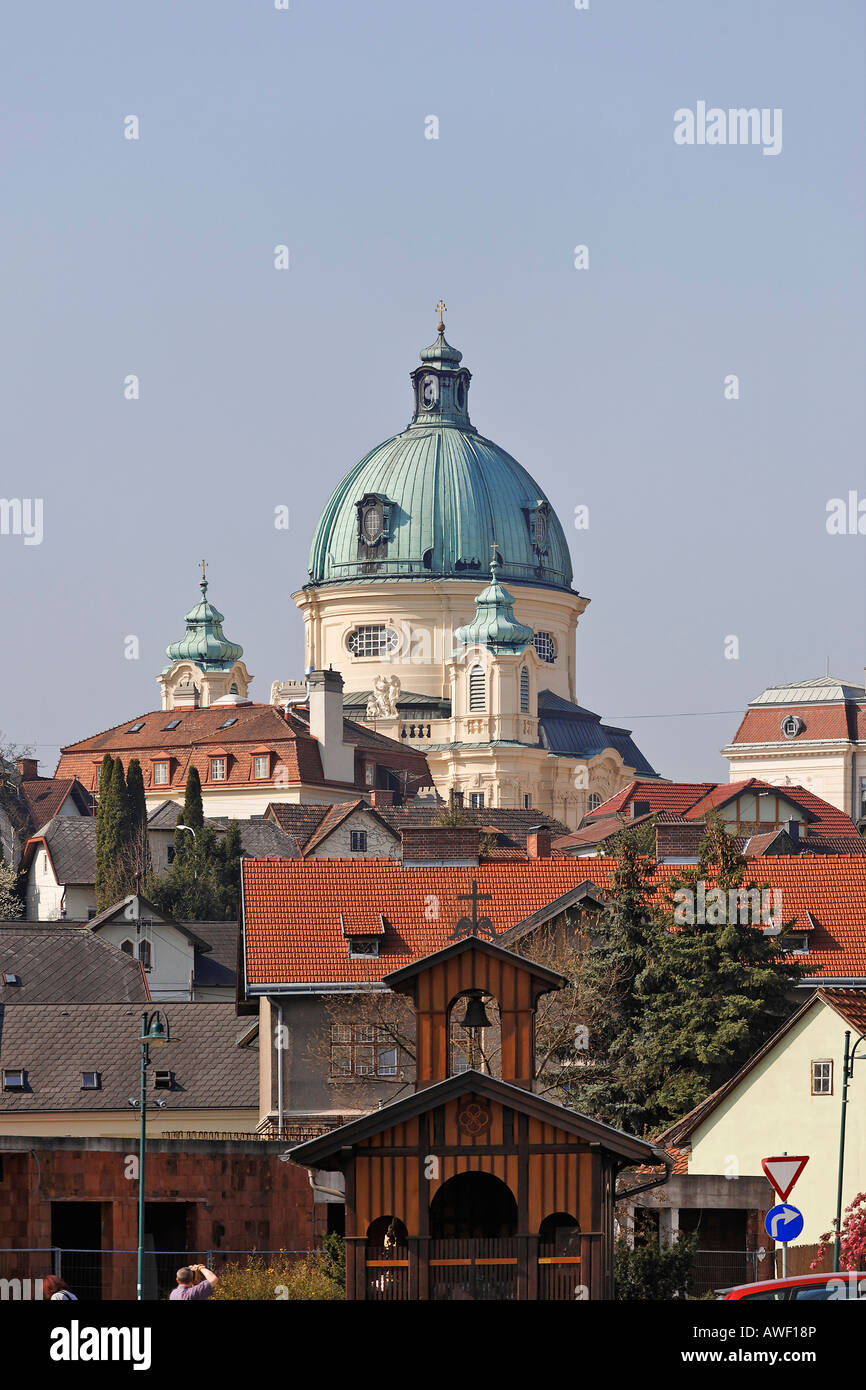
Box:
164, 571, 244, 670
307, 318, 574, 592
454, 559, 535, 654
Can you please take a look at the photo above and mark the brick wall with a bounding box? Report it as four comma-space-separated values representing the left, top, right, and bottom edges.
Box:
399, 825, 481, 863
0, 1138, 319, 1299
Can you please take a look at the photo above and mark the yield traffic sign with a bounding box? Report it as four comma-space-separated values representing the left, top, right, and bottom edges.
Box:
761, 1155, 809, 1202
764, 1203, 805, 1243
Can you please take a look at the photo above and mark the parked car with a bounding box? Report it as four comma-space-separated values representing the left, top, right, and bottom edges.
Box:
719, 1272, 866, 1300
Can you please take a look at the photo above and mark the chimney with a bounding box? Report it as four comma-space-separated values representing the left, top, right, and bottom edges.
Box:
400, 825, 480, 867
784, 819, 800, 844
16, 757, 38, 781
370, 789, 395, 807
526, 825, 551, 859
306, 669, 355, 785
631, 799, 651, 819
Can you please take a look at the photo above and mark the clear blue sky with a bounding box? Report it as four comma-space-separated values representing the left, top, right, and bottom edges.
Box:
1, 0, 863, 780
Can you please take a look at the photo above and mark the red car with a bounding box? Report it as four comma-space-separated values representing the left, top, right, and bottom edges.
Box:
720, 1272, 866, 1301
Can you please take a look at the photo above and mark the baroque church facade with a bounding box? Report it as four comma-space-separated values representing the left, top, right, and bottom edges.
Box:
291, 313, 656, 829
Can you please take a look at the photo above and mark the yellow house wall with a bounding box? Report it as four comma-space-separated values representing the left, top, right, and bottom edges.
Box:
687, 1002, 865, 1245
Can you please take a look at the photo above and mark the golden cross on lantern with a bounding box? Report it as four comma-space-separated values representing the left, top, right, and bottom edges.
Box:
435, 299, 446, 332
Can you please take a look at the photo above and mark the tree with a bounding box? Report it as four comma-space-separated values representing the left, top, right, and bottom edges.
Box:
556, 825, 661, 1130
0, 860, 24, 919
0, 734, 37, 865
630, 812, 814, 1130
96, 756, 132, 908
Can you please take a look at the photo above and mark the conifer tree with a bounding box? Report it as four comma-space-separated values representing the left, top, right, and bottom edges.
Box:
561, 825, 661, 1131
175, 767, 204, 864
96, 757, 131, 908
632, 812, 814, 1130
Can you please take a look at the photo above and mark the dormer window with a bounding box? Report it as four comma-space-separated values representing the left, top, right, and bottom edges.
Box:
781, 715, 804, 739
154, 1070, 174, 1090
355, 494, 392, 551
2, 973, 21, 987
81, 1071, 101, 1090
3, 1069, 25, 1091
153, 761, 170, 786
253, 755, 270, 780
210, 757, 227, 781
348, 937, 379, 959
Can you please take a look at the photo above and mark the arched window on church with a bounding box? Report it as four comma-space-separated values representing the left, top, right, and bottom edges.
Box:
469, 665, 485, 712
520, 666, 529, 713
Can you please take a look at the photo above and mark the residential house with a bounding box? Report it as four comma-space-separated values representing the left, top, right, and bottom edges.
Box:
0, 1001, 258, 1140
722, 675, 866, 824
54, 669, 431, 818
654, 987, 866, 1250
554, 777, 865, 860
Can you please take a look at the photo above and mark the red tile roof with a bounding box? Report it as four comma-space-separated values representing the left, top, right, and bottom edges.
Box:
729, 702, 865, 746
587, 781, 716, 820
242, 854, 866, 987
585, 778, 860, 840
19, 777, 92, 830
54, 704, 428, 795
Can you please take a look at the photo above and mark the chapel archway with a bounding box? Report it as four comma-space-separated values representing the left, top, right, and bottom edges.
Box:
429, 1170, 518, 1239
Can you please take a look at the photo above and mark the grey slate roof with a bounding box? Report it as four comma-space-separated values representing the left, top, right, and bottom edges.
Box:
23, 816, 97, 885
191, 923, 239, 988
147, 802, 296, 857
538, 690, 658, 776
0, 924, 149, 1004
0, 1002, 257, 1113
266, 801, 571, 851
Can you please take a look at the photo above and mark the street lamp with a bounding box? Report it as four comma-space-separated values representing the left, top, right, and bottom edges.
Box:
136, 1010, 172, 1301
175, 824, 197, 879
833, 1028, 866, 1272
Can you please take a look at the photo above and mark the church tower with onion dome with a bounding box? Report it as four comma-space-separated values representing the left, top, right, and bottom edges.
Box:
293, 309, 656, 826
158, 562, 253, 710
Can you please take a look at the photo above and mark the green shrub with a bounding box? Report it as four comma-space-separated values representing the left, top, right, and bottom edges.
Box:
211, 1249, 344, 1301
613, 1232, 697, 1300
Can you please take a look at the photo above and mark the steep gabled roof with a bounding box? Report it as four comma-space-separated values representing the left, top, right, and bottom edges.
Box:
19, 817, 98, 886
0, 924, 149, 1004
19, 777, 92, 830
86, 895, 213, 953
284, 1069, 662, 1170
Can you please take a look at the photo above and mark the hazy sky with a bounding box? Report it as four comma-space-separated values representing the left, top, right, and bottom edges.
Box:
1, 1, 863, 782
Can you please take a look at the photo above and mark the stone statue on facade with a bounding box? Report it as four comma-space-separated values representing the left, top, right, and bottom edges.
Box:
366, 673, 401, 718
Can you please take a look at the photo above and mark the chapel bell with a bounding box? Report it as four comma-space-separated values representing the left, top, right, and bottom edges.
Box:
458, 990, 492, 1032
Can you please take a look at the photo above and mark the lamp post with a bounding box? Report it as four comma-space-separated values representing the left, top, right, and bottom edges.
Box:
833, 1028, 866, 1272
135, 1010, 171, 1300
175, 823, 197, 879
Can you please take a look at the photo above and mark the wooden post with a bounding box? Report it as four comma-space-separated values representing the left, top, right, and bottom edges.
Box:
527, 1234, 539, 1301
408, 1236, 419, 1301
417, 1236, 430, 1299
